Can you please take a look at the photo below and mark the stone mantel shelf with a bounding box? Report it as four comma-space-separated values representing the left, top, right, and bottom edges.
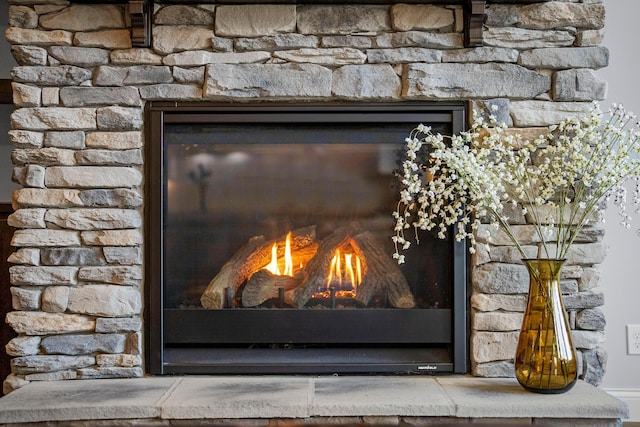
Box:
72, 0, 549, 3
0, 376, 628, 426
69, 0, 527, 47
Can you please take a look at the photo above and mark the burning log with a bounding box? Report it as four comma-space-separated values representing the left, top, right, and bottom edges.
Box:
284, 225, 359, 308
242, 269, 301, 307
200, 225, 316, 309
351, 231, 415, 309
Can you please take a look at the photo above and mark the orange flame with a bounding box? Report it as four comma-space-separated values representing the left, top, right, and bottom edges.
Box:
327, 248, 362, 292
283, 231, 293, 276
265, 231, 295, 277
265, 243, 281, 275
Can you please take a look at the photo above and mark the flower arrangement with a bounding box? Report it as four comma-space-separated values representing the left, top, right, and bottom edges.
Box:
392, 102, 640, 264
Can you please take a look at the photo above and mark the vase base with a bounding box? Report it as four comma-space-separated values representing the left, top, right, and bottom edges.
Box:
519, 379, 577, 394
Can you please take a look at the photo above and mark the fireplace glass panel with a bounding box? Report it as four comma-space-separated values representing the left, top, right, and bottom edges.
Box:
164, 130, 451, 311
148, 103, 468, 375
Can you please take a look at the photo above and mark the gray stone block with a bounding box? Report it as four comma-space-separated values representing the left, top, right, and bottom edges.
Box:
39, 5, 125, 32
274, 48, 366, 65
576, 309, 606, 331
298, 5, 390, 35
74, 29, 132, 50
11, 107, 96, 131
367, 47, 441, 64
153, 26, 216, 55
7, 208, 46, 228
8, 130, 44, 148
11, 355, 95, 375
78, 266, 142, 286
390, 4, 454, 32
5, 27, 73, 47
44, 208, 142, 231
95, 317, 142, 333
11, 229, 81, 247
9, 5, 39, 29
442, 47, 519, 64
154, 5, 214, 26
102, 247, 142, 265
204, 63, 332, 99
75, 149, 143, 166
12, 164, 45, 188
333, 64, 400, 100
109, 48, 162, 64
519, 46, 609, 70
563, 291, 605, 310
12, 147, 76, 166
472, 263, 530, 294
403, 63, 549, 99
45, 166, 143, 189
78, 189, 143, 208
12, 188, 84, 208
173, 66, 205, 84
41, 333, 126, 355
49, 46, 109, 67
94, 65, 172, 86
85, 131, 142, 150
12, 82, 41, 107
472, 360, 515, 378
44, 131, 85, 149
80, 229, 143, 246
138, 84, 202, 101
5, 336, 41, 357
12, 65, 91, 86
235, 34, 318, 52
10, 287, 42, 311
10, 265, 77, 286
216, 5, 296, 37
6, 311, 95, 336
376, 31, 463, 49
10, 45, 48, 66
41, 286, 70, 313
67, 285, 142, 317
484, 27, 574, 49
519, 2, 605, 30
554, 68, 607, 102
77, 366, 144, 379
96, 106, 144, 131
60, 87, 141, 108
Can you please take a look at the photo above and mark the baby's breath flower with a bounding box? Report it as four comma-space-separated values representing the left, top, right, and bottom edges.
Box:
392, 103, 640, 263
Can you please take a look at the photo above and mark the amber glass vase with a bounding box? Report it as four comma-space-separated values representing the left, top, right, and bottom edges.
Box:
515, 259, 578, 394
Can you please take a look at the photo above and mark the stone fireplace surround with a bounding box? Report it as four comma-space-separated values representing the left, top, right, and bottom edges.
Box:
2, 0, 616, 419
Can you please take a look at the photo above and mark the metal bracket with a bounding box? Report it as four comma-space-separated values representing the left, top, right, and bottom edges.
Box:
129, 0, 152, 48
464, 0, 486, 47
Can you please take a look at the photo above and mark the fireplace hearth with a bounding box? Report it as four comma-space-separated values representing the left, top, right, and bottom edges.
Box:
147, 102, 468, 375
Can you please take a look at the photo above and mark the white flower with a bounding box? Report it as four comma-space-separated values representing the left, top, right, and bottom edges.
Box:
392, 102, 640, 263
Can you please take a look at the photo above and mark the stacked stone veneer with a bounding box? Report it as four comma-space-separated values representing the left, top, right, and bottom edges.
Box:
3, 0, 608, 392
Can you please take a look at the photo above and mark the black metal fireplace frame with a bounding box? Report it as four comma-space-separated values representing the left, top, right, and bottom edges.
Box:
146, 102, 469, 375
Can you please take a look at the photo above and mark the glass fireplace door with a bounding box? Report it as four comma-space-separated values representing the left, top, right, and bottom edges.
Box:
147, 103, 468, 375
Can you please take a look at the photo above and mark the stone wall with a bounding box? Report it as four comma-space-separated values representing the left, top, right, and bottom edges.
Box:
3, 0, 608, 392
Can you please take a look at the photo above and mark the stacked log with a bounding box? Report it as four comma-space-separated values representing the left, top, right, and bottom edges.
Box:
200, 226, 316, 309
200, 224, 415, 309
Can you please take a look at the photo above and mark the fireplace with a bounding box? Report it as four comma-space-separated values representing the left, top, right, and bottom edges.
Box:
147, 102, 468, 374
3, 0, 610, 392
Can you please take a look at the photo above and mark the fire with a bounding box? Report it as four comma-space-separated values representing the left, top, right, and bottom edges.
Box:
263, 231, 363, 300
265, 231, 295, 277
284, 231, 293, 276
321, 247, 362, 298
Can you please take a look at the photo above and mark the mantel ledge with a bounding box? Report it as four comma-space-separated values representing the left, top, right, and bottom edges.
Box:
0, 376, 629, 426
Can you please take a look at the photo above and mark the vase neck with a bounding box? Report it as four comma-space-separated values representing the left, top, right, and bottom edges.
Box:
522, 258, 565, 279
